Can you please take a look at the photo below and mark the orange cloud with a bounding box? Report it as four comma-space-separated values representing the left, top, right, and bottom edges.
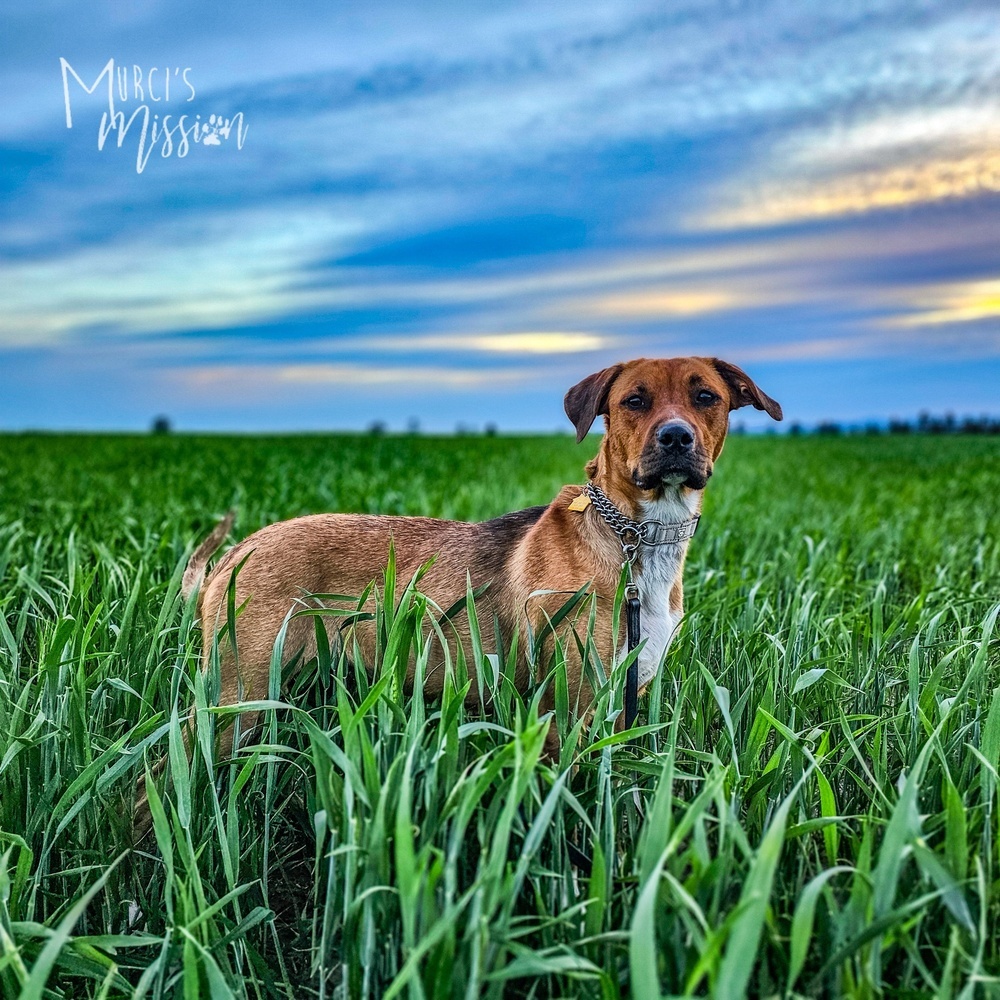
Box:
182, 361, 528, 390
362, 331, 613, 353
565, 286, 784, 319
701, 148, 1000, 228
694, 100, 1000, 230
887, 277, 1000, 327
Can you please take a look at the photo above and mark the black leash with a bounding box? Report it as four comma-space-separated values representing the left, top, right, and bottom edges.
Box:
582, 482, 698, 732
624, 584, 641, 729
566, 840, 593, 874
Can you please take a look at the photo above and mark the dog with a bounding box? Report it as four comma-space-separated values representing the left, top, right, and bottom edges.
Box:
134, 356, 780, 834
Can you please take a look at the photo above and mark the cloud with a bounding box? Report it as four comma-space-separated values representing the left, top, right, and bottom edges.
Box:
222, 3, 1000, 189
785, 105, 1000, 170
700, 148, 1000, 229
695, 325, 1000, 364
179, 360, 533, 391
0, 203, 822, 348
887, 276, 1000, 327
695, 90, 1000, 229
565, 287, 773, 319
0, 207, 370, 345
359, 331, 613, 354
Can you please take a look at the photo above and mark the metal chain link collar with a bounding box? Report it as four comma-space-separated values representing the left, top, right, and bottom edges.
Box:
583, 481, 699, 567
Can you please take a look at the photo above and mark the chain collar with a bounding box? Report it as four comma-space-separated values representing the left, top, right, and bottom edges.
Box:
584, 481, 699, 566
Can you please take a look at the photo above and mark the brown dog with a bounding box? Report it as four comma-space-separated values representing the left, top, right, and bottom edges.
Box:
135, 356, 780, 831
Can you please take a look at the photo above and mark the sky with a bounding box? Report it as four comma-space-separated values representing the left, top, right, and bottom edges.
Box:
2, 0, 999, 432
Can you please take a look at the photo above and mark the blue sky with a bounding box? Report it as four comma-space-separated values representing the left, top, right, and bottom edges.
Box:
2, 0, 999, 431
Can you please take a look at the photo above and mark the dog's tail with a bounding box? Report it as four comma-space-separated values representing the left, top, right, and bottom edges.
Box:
181, 510, 235, 600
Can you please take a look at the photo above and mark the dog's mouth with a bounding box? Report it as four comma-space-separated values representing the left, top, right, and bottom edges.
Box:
633, 458, 711, 492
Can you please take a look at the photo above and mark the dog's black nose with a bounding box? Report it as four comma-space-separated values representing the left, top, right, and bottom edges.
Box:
657, 420, 695, 453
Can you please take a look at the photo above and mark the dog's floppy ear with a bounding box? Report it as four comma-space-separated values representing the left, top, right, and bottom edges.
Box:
564, 364, 625, 442
710, 359, 783, 421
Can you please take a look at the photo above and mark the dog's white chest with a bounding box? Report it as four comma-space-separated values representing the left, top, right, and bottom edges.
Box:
626, 495, 696, 689
633, 548, 684, 689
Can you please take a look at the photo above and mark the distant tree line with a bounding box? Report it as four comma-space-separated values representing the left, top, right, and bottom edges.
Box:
788, 413, 1000, 436
368, 420, 499, 436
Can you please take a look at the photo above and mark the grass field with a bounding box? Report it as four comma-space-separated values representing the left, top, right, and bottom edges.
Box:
0, 431, 998, 998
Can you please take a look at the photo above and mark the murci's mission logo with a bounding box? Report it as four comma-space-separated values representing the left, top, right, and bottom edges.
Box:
60, 58, 249, 173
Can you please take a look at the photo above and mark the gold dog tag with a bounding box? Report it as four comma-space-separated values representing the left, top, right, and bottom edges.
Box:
568, 493, 591, 512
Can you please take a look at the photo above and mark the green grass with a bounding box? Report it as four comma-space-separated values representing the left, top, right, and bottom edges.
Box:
0, 431, 998, 998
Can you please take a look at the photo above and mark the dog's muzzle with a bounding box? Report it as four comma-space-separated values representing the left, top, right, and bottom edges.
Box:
634, 419, 711, 490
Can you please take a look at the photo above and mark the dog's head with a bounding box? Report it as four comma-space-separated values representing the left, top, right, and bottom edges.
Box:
564, 356, 782, 492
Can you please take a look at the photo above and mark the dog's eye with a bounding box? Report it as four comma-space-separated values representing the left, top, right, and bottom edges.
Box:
695, 390, 719, 406
622, 395, 646, 410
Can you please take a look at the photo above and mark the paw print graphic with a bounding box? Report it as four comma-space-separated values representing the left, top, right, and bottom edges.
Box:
202, 114, 222, 146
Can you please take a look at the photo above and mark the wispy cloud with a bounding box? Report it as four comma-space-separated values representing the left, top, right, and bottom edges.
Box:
179, 360, 533, 391
704, 325, 1000, 364
204, 3, 1000, 188
360, 331, 613, 354
565, 287, 775, 319
700, 148, 1000, 229
0, 207, 368, 345
887, 277, 1000, 327
696, 95, 1000, 229
0, 217, 834, 348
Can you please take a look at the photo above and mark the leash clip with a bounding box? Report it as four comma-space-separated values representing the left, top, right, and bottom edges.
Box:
620, 539, 640, 567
